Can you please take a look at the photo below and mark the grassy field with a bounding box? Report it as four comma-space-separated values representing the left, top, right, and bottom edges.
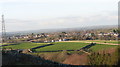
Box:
35, 42, 90, 51
81, 40, 119, 44
2, 40, 119, 52
35, 42, 118, 52
90, 44, 118, 52
3, 42, 47, 49
0, 43, 14, 45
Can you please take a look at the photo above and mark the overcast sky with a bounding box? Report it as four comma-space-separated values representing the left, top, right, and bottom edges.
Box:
0, 0, 119, 32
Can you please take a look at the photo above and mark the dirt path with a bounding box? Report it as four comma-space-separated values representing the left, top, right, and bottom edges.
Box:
61, 41, 120, 45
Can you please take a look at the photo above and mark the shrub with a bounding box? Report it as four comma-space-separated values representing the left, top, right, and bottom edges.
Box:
88, 49, 118, 65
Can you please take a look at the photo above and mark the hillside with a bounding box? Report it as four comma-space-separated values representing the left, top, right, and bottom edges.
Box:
4, 25, 117, 36
2, 50, 81, 67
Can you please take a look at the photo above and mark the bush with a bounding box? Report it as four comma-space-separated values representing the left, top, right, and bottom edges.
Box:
88, 49, 118, 65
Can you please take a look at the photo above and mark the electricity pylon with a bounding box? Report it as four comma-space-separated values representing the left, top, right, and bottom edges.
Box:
1, 14, 6, 44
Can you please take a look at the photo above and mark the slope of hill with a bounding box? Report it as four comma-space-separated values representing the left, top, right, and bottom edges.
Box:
5, 25, 118, 36
2, 50, 85, 67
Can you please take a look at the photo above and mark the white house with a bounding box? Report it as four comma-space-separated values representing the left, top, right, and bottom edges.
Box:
59, 39, 62, 42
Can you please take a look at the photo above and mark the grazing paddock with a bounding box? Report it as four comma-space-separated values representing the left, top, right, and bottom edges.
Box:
2, 40, 119, 53
35, 42, 90, 51
81, 40, 119, 44
0, 43, 14, 45
89, 44, 118, 52
3, 42, 47, 49
63, 40, 120, 45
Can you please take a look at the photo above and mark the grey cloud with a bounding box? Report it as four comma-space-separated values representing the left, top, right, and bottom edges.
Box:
5, 12, 117, 32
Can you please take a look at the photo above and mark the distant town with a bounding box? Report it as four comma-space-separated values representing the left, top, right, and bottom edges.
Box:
2, 27, 119, 43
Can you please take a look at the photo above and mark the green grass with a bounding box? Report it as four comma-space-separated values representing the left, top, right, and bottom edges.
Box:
2, 40, 119, 53
3, 42, 47, 49
106, 41, 120, 44
35, 42, 90, 51
0, 43, 14, 45
90, 44, 118, 52
80, 40, 119, 44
